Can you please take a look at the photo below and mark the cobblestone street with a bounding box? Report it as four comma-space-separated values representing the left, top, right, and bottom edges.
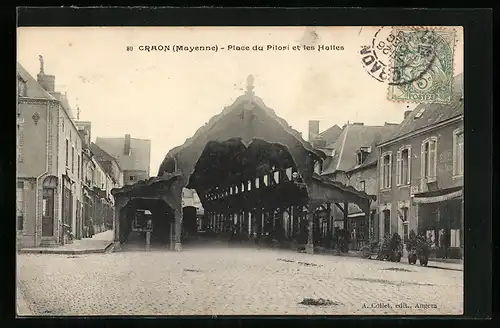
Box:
17, 246, 463, 316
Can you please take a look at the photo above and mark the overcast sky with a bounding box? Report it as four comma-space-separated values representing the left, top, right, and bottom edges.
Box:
17, 27, 463, 176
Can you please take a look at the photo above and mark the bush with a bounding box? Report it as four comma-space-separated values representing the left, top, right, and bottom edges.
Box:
377, 234, 391, 260
416, 233, 432, 257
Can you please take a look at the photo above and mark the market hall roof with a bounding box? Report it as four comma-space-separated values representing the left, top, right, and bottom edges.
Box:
158, 75, 326, 186
157, 76, 375, 211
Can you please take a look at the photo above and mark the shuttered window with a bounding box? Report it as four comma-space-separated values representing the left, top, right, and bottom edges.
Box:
421, 137, 438, 181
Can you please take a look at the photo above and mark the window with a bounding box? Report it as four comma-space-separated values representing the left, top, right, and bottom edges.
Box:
18, 120, 24, 163
356, 152, 363, 165
42, 188, 55, 236
403, 221, 409, 243
255, 178, 259, 189
453, 129, 464, 176
450, 229, 461, 247
18, 78, 26, 97
380, 151, 392, 189
65, 139, 69, 167
359, 180, 366, 192
421, 137, 437, 181
71, 146, 75, 173
357, 149, 368, 166
414, 107, 426, 119
129, 175, 135, 181
77, 154, 81, 179
16, 181, 24, 231
396, 146, 411, 186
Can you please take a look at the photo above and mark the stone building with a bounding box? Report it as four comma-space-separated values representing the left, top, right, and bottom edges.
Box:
75, 121, 124, 238
376, 73, 464, 259
314, 122, 398, 249
17, 59, 84, 247
95, 134, 151, 185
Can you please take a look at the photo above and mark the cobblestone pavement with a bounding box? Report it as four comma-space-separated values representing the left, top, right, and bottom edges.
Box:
16, 246, 463, 316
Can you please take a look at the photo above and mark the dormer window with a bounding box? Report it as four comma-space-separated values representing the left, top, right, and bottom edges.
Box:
356, 151, 364, 166
17, 76, 26, 97
356, 147, 371, 166
414, 107, 426, 119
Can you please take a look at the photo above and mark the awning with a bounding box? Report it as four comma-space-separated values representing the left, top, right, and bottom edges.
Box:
413, 189, 462, 204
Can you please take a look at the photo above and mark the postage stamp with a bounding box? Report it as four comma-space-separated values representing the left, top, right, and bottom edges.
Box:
386, 27, 456, 104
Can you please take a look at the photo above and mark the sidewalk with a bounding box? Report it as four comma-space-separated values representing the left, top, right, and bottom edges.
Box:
335, 251, 463, 271
20, 230, 114, 255
16, 286, 33, 316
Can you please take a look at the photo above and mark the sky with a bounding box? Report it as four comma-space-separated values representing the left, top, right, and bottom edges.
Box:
17, 26, 463, 176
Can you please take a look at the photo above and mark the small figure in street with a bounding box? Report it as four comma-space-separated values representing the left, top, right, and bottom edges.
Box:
89, 217, 95, 237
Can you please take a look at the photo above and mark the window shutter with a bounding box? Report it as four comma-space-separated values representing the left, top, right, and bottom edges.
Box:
388, 153, 392, 188
380, 156, 384, 189
407, 147, 412, 185
420, 142, 426, 179
452, 133, 457, 175
430, 140, 437, 178
396, 151, 402, 186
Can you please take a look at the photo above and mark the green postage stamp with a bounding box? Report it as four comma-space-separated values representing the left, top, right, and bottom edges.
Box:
387, 27, 456, 104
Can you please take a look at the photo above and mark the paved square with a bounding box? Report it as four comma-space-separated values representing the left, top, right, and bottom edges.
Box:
16, 247, 463, 316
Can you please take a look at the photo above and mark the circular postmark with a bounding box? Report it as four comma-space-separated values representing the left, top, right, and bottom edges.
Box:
360, 27, 441, 86
359, 26, 402, 83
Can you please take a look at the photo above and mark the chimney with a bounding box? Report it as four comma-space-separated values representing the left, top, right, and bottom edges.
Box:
36, 55, 56, 92
308, 120, 320, 142
124, 134, 131, 155
352, 122, 364, 126
404, 110, 412, 120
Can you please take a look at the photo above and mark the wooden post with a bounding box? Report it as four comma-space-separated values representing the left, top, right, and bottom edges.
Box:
113, 197, 127, 251
343, 202, 348, 231
326, 203, 332, 248
306, 208, 314, 254
146, 231, 151, 251
344, 202, 349, 251
174, 208, 182, 251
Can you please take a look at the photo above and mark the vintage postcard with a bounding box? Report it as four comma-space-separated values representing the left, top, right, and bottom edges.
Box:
16, 25, 464, 316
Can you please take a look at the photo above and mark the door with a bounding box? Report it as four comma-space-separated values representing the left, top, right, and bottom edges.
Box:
75, 200, 81, 239
42, 188, 55, 237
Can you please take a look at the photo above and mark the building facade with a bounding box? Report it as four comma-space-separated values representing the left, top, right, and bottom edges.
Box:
377, 74, 464, 259
17, 60, 84, 247
95, 134, 151, 185
76, 122, 124, 238
313, 121, 398, 249
17, 58, 121, 247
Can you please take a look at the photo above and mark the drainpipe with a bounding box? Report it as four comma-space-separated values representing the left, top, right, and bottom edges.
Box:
34, 102, 51, 246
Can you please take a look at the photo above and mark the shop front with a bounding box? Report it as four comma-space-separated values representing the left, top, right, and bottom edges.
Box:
414, 186, 463, 259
